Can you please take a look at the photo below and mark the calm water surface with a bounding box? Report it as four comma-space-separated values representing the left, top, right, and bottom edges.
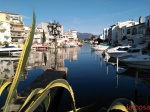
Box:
0, 43, 150, 111
58, 43, 150, 111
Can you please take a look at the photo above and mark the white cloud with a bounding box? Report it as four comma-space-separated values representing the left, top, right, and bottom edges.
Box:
21, 15, 30, 19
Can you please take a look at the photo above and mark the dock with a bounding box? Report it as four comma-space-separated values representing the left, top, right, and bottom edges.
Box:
7, 67, 68, 112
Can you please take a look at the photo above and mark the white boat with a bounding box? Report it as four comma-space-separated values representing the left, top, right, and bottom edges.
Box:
106, 45, 131, 57
63, 43, 70, 48
91, 43, 110, 51
0, 46, 22, 56
69, 42, 78, 47
120, 53, 150, 69
118, 46, 149, 59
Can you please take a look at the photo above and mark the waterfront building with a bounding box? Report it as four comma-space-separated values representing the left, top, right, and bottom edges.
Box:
0, 21, 11, 43
0, 11, 25, 43
103, 28, 109, 40
108, 24, 116, 44
108, 20, 138, 45
63, 30, 78, 42
124, 22, 145, 46
99, 34, 104, 40
37, 22, 63, 44
145, 15, 150, 48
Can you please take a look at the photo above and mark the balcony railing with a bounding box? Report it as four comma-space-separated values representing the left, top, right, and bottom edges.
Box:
10, 21, 24, 26
11, 33, 26, 37
11, 28, 24, 32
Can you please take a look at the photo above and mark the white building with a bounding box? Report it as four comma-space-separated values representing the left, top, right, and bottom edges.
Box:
124, 23, 145, 46
37, 22, 64, 45
103, 28, 109, 40
145, 15, 150, 46
107, 20, 138, 45
63, 30, 78, 42
0, 21, 11, 43
99, 34, 104, 40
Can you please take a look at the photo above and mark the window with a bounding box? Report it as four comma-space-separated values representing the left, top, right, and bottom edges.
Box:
138, 26, 143, 34
148, 19, 150, 27
127, 29, 130, 34
132, 28, 137, 35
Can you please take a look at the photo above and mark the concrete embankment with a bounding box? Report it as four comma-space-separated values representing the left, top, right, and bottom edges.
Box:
8, 67, 68, 112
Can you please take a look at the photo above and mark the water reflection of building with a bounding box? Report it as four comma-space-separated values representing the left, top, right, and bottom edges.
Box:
26, 47, 81, 70
0, 60, 14, 78
0, 59, 27, 81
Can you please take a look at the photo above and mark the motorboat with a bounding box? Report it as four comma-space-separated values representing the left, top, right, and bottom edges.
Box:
0, 46, 22, 57
91, 43, 110, 51
118, 46, 149, 59
106, 45, 131, 57
119, 53, 150, 69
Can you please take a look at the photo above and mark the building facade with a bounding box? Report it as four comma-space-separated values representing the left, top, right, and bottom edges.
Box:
0, 12, 25, 43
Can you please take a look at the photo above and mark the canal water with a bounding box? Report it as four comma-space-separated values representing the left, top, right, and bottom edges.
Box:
57, 43, 150, 111
0, 43, 150, 111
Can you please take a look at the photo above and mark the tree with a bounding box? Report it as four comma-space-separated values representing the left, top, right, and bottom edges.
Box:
0, 41, 2, 45
90, 35, 96, 40
42, 29, 46, 44
139, 16, 142, 24
3, 41, 9, 46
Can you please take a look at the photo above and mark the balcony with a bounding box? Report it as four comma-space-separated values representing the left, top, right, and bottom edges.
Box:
11, 27, 24, 32
10, 21, 24, 26
11, 33, 26, 37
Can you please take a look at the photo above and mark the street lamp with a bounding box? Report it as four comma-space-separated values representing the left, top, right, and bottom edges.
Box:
47, 20, 61, 70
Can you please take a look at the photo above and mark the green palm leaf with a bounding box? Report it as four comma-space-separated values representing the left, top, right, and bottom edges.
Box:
0, 81, 11, 96
3, 11, 36, 112
18, 88, 43, 111
19, 79, 76, 112
42, 93, 50, 112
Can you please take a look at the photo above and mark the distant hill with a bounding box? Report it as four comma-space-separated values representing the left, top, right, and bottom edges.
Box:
77, 32, 98, 40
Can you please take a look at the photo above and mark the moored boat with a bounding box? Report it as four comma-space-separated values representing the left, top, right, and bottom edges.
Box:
91, 43, 110, 51
0, 46, 22, 57
119, 53, 150, 69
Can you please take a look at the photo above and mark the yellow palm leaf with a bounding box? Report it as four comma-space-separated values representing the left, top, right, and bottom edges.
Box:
19, 79, 76, 112
3, 11, 36, 112
0, 81, 11, 96
107, 98, 137, 112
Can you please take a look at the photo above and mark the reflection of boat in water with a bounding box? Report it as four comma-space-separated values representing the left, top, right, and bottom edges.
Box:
119, 68, 150, 104
0, 57, 20, 61
31, 44, 47, 51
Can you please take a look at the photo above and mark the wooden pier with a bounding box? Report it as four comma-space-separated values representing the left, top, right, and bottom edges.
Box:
7, 67, 68, 112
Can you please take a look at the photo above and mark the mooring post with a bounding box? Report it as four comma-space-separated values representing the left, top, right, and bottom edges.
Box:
116, 57, 118, 73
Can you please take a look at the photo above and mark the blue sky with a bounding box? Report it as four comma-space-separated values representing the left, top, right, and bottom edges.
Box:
0, 0, 150, 35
